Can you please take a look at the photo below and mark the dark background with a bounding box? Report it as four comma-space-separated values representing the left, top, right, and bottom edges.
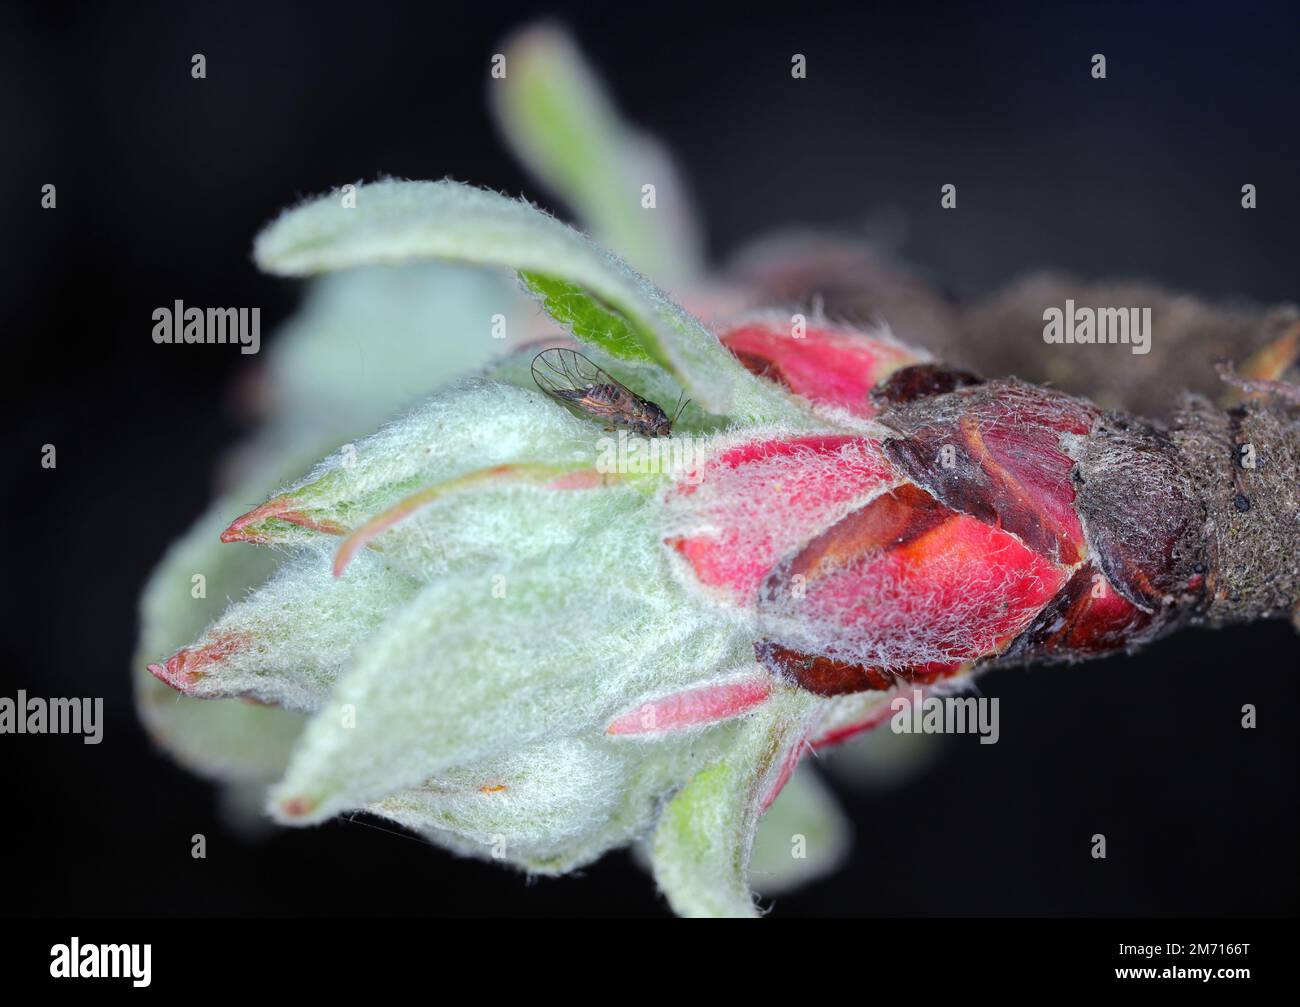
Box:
2, 0, 1297, 917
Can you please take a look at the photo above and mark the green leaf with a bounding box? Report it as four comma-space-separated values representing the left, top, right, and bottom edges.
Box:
134, 493, 306, 782
268, 528, 750, 824
650, 688, 822, 918
748, 762, 850, 896
490, 22, 703, 284
519, 271, 652, 361
217, 379, 634, 551
266, 261, 525, 432
136, 258, 521, 781
149, 547, 423, 712
136, 668, 305, 783
368, 728, 739, 876
254, 179, 808, 421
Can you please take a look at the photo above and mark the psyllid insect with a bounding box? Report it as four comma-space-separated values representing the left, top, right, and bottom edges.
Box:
531, 347, 686, 437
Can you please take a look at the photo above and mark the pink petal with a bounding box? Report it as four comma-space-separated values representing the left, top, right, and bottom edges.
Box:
606, 676, 773, 735
721, 318, 924, 417
665, 435, 898, 602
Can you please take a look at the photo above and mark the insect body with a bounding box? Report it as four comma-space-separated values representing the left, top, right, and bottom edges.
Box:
531, 347, 682, 437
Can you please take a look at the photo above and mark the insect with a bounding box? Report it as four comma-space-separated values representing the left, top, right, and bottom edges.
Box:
531, 347, 686, 437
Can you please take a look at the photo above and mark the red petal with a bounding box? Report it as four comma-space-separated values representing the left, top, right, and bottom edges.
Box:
664, 435, 898, 602
720, 319, 923, 417
882, 380, 1097, 563
605, 676, 773, 735
758, 485, 1069, 695
1010, 563, 1153, 657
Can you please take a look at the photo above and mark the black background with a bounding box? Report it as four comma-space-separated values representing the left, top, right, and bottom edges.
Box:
2, 0, 1297, 917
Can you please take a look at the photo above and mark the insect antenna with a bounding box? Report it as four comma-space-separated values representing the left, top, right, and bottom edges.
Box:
670, 389, 691, 426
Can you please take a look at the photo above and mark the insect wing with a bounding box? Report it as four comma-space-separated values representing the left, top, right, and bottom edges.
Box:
531, 348, 637, 422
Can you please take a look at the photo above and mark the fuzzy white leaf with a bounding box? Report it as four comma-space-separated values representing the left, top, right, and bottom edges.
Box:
151, 547, 422, 712
254, 179, 806, 421
134, 494, 305, 782
270, 527, 749, 823
650, 688, 822, 918
369, 728, 739, 876
223, 379, 614, 547
266, 261, 526, 430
